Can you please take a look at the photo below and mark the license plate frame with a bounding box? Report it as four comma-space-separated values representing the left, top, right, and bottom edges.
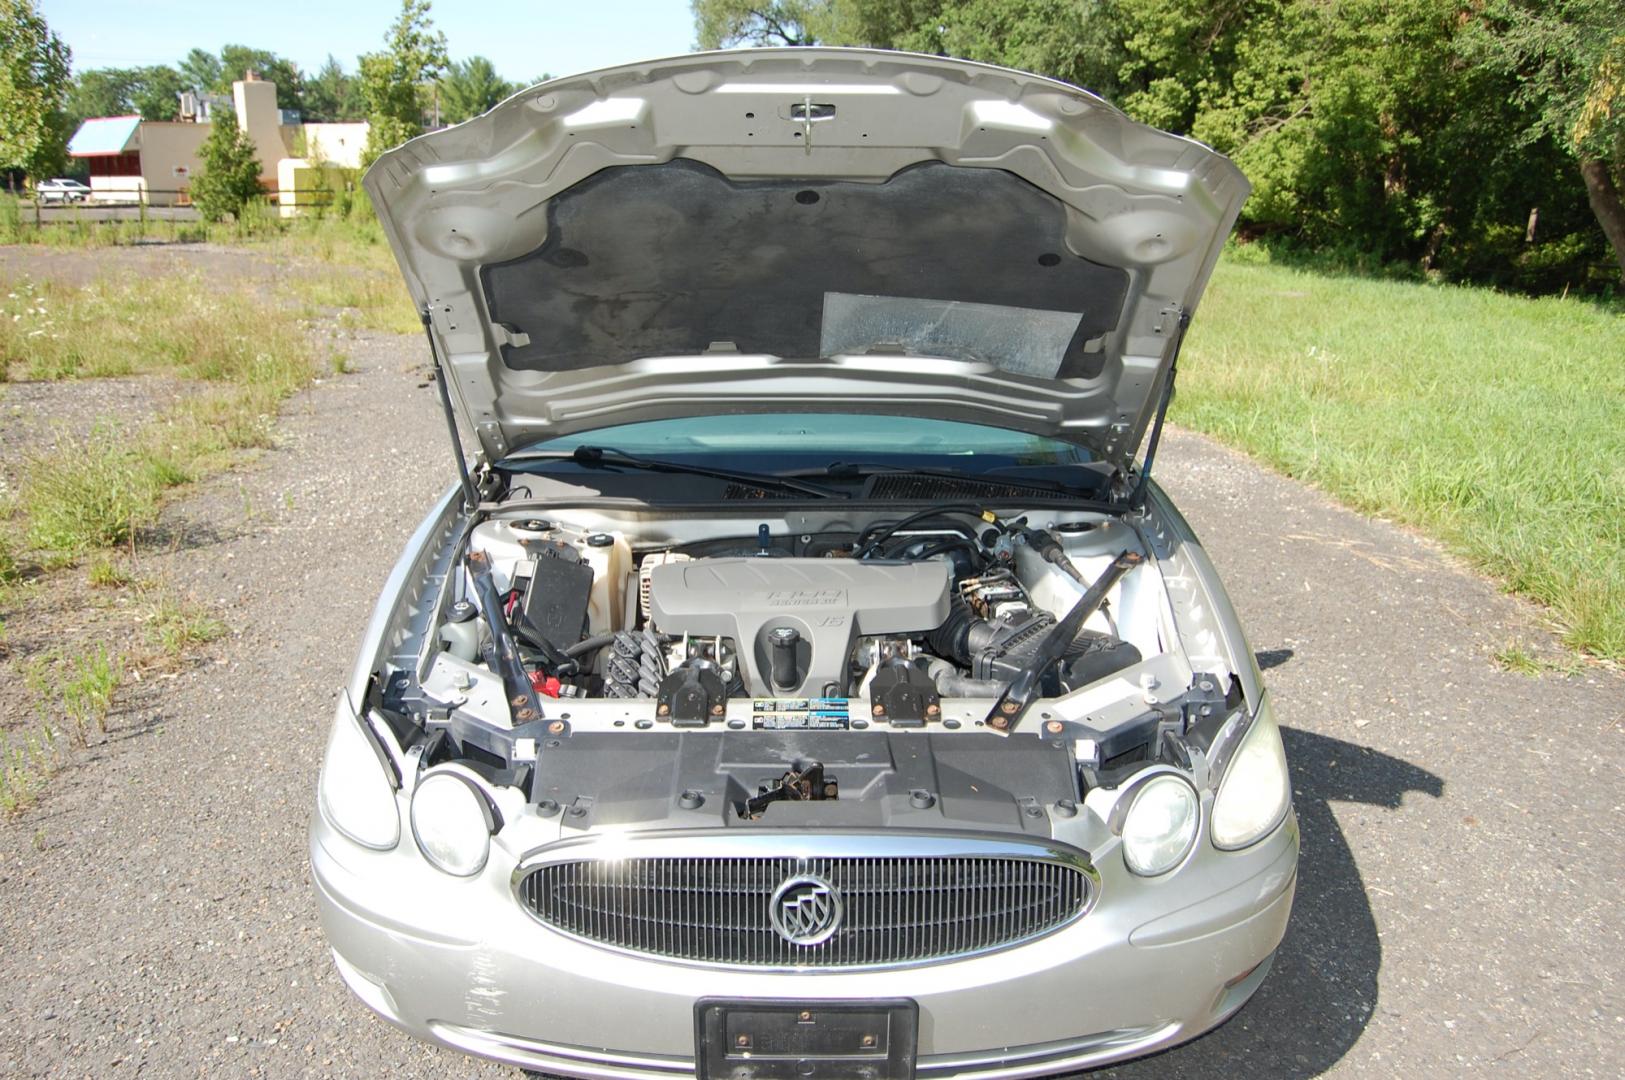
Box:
695, 998, 918, 1080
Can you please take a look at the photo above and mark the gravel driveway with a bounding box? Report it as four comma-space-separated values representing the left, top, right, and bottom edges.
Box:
1, 327, 1620, 1078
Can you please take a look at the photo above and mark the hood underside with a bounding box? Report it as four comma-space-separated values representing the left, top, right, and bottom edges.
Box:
364, 48, 1249, 468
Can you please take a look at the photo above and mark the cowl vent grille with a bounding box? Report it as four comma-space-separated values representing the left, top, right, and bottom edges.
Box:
866, 474, 1067, 501
721, 482, 798, 500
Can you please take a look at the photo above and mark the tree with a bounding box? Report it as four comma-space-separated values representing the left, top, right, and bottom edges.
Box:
67, 67, 138, 125
358, 0, 449, 162
129, 66, 187, 121
190, 108, 262, 221
216, 45, 304, 111
1576, 43, 1625, 280
68, 65, 188, 124
840, 0, 1127, 98
692, 0, 834, 47
177, 46, 305, 113
692, 0, 1123, 92
178, 47, 222, 95
438, 56, 516, 124
690, 0, 1615, 290
304, 55, 361, 121
0, 0, 71, 182
1462, 0, 1625, 280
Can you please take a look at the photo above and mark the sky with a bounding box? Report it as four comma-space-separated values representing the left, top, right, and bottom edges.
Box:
40, 0, 700, 84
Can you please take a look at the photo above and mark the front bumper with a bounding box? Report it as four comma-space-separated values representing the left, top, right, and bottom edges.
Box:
311, 806, 1296, 1079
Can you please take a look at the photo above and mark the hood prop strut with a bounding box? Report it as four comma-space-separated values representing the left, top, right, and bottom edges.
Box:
985, 549, 1143, 736
465, 549, 552, 730
1127, 308, 1191, 510
421, 309, 481, 512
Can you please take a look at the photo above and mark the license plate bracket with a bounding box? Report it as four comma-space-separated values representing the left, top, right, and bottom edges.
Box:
695, 998, 918, 1080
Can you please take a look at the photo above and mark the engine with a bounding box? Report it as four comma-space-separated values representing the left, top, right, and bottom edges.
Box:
431, 514, 1146, 734
375, 509, 1244, 827
646, 557, 951, 698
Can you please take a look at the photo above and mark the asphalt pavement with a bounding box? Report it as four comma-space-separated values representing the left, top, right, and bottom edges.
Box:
0, 330, 1620, 1077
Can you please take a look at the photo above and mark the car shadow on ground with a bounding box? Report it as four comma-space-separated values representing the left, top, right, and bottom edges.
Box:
1095, 726, 1444, 1078
1255, 647, 1295, 671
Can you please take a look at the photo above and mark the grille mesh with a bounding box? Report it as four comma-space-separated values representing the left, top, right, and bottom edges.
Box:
517, 855, 1088, 967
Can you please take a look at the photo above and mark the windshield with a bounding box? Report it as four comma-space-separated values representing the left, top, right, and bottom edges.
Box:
534, 414, 1092, 465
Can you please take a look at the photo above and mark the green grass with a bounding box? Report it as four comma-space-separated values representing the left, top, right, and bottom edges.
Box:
1, 272, 318, 382
1177, 257, 1625, 660
0, 193, 334, 249
3, 272, 328, 561
0, 191, 392, 258
18, 431, 158, 552
61, 645, 123, 742
2, 643, 121, 810
1492, 644, 1544, 676
86, 557, 131, 588
142, 592, 226, 659
0, 725, 60, 815
0, 194, 416, 338
285, 267, 419, 334
1492, 642, 1586, 677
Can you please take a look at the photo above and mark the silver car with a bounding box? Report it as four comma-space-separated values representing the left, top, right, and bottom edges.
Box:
36, 178, 91, 203
313, 48, 1296, 1079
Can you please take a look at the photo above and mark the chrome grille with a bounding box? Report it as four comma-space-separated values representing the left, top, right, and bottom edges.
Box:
516, 853, 1089, 968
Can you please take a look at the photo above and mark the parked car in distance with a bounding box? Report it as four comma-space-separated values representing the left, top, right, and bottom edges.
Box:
312, 47, 1298, 1080
35, 178, 91, 204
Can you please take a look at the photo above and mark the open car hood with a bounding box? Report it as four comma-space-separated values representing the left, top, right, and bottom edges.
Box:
364, 48, 1249, 470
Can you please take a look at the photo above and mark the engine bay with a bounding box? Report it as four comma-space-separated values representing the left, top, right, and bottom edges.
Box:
365, 499, 1246, 829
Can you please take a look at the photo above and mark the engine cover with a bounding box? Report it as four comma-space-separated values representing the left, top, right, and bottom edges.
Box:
647, 558, 951, 697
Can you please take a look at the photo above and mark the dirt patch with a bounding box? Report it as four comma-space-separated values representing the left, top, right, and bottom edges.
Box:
0, 243, 401, 811
0, 376, 187, 489
0, 242, 305, 292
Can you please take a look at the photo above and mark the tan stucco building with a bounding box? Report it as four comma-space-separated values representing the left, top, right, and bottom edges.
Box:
67, 74, 369, 208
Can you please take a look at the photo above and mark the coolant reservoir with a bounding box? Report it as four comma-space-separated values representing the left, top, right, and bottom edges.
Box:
437, 599, 485, 661
467, 518, 631, 634
578, 531, 632, 633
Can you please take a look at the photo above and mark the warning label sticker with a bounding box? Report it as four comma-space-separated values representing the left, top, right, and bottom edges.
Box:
751, 698, 851, 730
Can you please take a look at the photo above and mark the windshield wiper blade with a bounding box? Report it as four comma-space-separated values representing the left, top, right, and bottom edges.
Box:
509, 445, 845, 499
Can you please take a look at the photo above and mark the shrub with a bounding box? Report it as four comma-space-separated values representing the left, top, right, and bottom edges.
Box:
20, 433, 158, 553
190, 109, 264, 223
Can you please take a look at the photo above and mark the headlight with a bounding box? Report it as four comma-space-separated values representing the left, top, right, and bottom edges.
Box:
410, 771, 494, 877
1211, 696, 1291, 849
1121, 774, 1200, 876
318, 695, 400, 850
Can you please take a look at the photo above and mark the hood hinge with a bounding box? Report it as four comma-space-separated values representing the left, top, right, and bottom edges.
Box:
421, 308, 481, 512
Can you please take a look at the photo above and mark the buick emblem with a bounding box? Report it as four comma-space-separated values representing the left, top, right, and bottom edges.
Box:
769, 874, 843, 946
